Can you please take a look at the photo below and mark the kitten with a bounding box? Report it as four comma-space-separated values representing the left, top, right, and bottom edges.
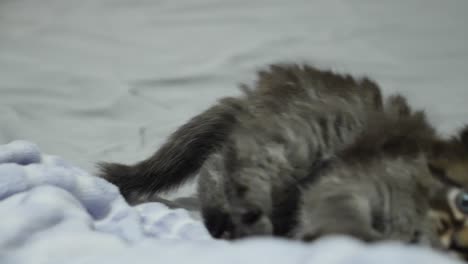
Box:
100, 64, 382, 235
98, 64, 468, 245
429, 160, 468, 260
98, 65, 381, 198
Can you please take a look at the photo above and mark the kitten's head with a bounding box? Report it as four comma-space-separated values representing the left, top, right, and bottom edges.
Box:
427, 126, 468, 259
430, 187, 468, 260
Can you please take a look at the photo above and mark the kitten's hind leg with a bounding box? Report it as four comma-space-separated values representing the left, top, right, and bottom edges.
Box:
221, 135, 283, 238
198, 151, 272, 239
226, 171, 274, 238
198, 153, 236, 238
223, 160, 274, 238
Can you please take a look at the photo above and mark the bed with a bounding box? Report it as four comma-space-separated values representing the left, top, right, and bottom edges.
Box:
1, 0, 467, 263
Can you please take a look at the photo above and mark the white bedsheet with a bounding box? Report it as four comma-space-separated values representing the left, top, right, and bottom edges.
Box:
0, 140, 464, 264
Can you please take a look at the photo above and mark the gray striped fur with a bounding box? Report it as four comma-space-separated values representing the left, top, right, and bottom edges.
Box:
98, 64, 468, 247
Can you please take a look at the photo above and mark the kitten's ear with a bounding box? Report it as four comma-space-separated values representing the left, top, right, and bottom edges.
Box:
460, 125, 468, 150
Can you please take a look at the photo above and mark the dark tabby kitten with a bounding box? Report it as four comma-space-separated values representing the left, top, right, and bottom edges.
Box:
98, 64, 468, 247
430, 185, 468, 260
100, 64, 382, 236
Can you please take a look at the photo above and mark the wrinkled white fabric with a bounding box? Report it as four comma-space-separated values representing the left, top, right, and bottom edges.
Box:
0, 141, 464, 264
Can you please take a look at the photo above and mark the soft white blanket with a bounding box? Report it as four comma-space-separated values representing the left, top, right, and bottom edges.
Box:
0, 140, 464, 264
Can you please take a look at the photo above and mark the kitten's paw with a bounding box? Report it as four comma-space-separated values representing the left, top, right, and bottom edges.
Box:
232, 208, 273, 238
202, 208, 235, 239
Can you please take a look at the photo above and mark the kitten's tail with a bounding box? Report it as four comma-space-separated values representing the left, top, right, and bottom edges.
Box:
98, 97, 243, 198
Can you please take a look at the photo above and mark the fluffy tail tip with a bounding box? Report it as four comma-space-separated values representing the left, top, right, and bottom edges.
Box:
96, 162, 135, 191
